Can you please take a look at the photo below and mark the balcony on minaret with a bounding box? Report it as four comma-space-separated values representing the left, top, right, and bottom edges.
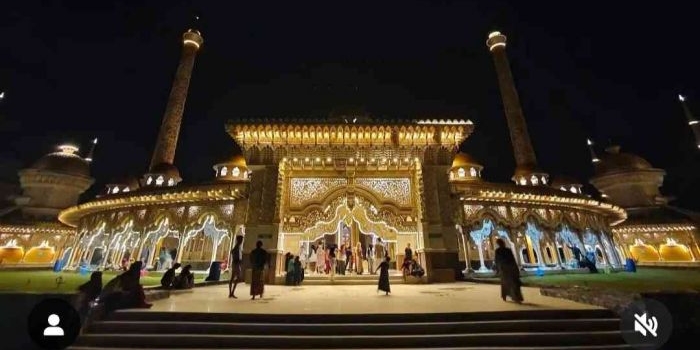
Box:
142, 163, 181, 188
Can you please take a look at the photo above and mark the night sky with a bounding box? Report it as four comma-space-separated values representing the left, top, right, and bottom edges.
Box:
1, 1, 699, 209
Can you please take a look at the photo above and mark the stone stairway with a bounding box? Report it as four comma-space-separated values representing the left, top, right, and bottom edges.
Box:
70, 309, 632, 349
301, 272, 406, 285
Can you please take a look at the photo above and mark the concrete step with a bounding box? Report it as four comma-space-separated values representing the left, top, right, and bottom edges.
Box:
88, 318, 620, 335
107, 309, 617, 323
72, 331, 627, 348
70, 346, 633, 350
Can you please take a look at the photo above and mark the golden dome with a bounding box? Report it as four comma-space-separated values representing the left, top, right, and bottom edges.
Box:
451, 152, 480, 168
31, 145, 90, 177
594, 145, 652, 177
217, 154, 247, 167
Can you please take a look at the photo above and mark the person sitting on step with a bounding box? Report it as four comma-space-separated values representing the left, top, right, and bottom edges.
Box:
173, 264, 195, 289
160, 263, 181, 288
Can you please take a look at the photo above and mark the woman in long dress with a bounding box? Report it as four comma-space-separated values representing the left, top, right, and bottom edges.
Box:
494, 238, 523, 303
355, 242, 364, 275
375, 256, 391, 295
308, 245, 317, 274
316, 247, 325, 274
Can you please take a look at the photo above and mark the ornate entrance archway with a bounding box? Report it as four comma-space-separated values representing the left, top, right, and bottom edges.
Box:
281, 193, 417, 275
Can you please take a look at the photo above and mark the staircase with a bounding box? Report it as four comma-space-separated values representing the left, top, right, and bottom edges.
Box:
70, 309, 631, 349
301, 272, 407, 285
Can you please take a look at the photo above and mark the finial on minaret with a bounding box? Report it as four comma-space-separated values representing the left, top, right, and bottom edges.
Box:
678, 94, 700, 149
485, 30, 548, 186
85, 138, 98, 162
144, 26, 204, 187
587, 138, 600, 163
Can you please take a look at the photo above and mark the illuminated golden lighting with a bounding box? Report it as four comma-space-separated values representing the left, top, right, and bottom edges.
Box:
326, 157, 332, 162
689, 120, 698, 125
183, 39, 200, 48
489, 42, 506, 51
315, 157, 320, 162
679, 94, 685, 102
293, 158, 298, 162
488, 31, 502, 39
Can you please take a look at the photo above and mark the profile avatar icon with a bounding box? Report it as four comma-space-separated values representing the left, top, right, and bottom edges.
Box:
43, 314, 64, 337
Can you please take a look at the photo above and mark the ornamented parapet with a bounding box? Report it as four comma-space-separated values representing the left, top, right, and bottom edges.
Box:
226, 119, 474, 150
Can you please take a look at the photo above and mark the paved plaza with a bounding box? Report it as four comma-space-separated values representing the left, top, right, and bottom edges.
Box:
139, 282, 599, 314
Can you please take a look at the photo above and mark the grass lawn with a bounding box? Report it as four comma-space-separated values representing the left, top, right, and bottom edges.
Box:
520, 268, 700, 292
0, 270, 210, 293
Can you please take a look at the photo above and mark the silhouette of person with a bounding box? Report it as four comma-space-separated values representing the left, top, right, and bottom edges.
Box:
43, 314, 64, 336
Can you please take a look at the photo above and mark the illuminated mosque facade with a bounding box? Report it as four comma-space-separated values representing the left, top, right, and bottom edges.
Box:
1, 27, 698, 281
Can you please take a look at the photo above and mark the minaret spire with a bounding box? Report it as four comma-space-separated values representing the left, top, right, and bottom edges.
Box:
586, 138, 600, 163
486, 31, 548, 186
144, 25, 204, 186
85, 138, 98, 162
678, 94, 700, 149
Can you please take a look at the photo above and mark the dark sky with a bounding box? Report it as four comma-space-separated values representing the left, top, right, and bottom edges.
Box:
1, 1, 699, 209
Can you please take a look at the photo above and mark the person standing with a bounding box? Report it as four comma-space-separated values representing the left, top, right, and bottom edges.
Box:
404, 243, 413, 262
308, 244, 317, 274
316, 245, 326, 274
337, 244, 346, 275
250, 240, 268, 300
375, 256, 391, 296
228, 235, 244, 298
367, 244, 376, 274
494, 238, 523, 303
355, 242, 364, 275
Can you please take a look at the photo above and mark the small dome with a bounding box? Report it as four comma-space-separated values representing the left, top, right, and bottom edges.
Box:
150, 163, 181, 179
217, 154, 247, 168
594, 145, 652, 176
31, 145, 90, 177
550, 175, 581, 188
451, 152, 481, 168
107, 176, 140, 189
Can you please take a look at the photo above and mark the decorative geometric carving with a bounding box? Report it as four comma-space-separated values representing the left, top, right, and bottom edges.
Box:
464, 204, 483, 219
290, 177, 347, 206
355, 178, 411, 206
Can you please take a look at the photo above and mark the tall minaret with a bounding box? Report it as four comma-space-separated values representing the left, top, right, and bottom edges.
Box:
678, 94, 700, 149
486, 31, 548, 186
144, 28, 204, 187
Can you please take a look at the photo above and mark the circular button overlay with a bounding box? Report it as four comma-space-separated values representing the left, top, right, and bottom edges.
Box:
27, 298, 81, 350
620, 298, 673, 349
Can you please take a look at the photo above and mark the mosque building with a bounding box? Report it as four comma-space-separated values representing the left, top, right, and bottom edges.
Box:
3, 26, 696, 282
0, 142, 95, 267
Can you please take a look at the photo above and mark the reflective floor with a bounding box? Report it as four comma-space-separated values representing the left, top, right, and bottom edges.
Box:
136, 282, 600, 314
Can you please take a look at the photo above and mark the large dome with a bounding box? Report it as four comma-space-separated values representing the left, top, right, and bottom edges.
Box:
594, 145, 653, 176
31, 145, 90, 177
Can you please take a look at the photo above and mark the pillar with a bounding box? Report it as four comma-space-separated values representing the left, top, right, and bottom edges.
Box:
486, 31, 548, 184
147, 29, 204, 178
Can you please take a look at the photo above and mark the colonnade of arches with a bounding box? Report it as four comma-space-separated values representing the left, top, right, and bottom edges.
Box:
66, 213, 238, 272
456, 218, 622, 273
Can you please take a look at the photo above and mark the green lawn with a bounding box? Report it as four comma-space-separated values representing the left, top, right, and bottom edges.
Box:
520, 268, 700, 292
0, 270, 211, 293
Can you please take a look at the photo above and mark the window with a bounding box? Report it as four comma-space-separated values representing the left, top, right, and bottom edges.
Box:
232, 167, 240, 177
155, 176, 164, 186
470, 167, 477, 177
457, 167, 465, 178
220, 166, 228, 176
519, 177, 527, 186
146, 176, 153, 185
167, 178, 175, 186
531, 175, 539, 185
112, 187, 120, 194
